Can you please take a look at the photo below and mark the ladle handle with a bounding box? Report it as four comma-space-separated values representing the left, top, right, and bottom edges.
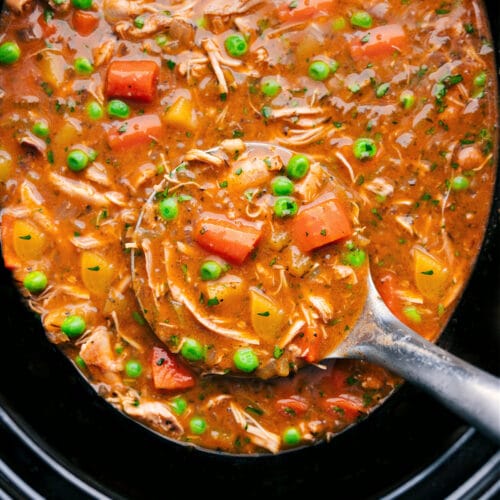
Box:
339, 282, 500, 445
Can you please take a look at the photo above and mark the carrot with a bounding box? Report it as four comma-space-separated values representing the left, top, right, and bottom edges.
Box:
291, 194, 352, 252
350, 24, 407, 61
106, 60, 159, 102
293, 324, 321, 363
193, 215, 262, 265
324, 396, 365, 421
72, 10, 99, 37
151, 346, 196, 390
277, 0, 335, 23
106, 114, 162, 151
275, 396, 309, 417
0, 214, 19, 270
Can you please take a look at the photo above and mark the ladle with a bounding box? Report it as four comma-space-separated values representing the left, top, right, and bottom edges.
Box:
131, 141, 500, 445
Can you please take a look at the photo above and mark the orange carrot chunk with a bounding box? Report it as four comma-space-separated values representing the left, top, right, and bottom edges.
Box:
106, 60, 159, 102
151, 346, 196, 390
72, 10, 99, 37
193, 215, 262, 265
292, 194, 352, 252
106, 114, 162, 150
277, 0, 335, 22
294, 324, 322, 363
350, 24, 407, 61
0, 214, 19, 270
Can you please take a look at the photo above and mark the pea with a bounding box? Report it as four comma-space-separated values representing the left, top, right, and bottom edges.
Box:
75, 355, 87, 370
224, 33, 248, 57
189, 417, 207, 435
125, 360, 143, 378
74, 57, 94, 75
451, 175, 470, 191
283, 427, 301, 446
61, 315, 86, 338
286, 154, 310, 180
133, 15, 145, 29
400, 90, 415, 109
329, 59, 339, 74
0, 41, 21, 65
261, 78, 281, 97
332, 16, 346, 31
403, 306, 422, 323
71, 0, 92, 9
233, 347, 259, 373
32, 120, 50, 138
66, 149, 89, 172
308, 60, 330, 81
23, 270, 48, 294
345, 248, 366, 267
158, 197, 179, 220
107, 99, 130, 119
353, 138, 377, 160
350, 11, 373, 29
86, 101, 103, 120
274, 196, 298, 218
199, 260, 222, 281
181, 338, 204, 361
170, 396, 188, 415
473, 71, 487, 87
376, 82, 390, 98
271, 176, 294, 196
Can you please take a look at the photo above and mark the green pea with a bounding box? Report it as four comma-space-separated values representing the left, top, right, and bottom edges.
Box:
158, 197, 179, 220
86, 101, 104, 120
66, 149, 89, 172
170, 396, 188, 415
61, 315, 86, 338
376, 82, 390, 98
261, 78, 281, 97
350, 11, 372, 29
345, 248, 366, 267
189, 417, 207, 435
23, 270, 48, 294
286, 154, 310, 180
308, 60, 330, 81
353, 138, 377, 160
0, 41, 21, 65
271, 176, 294, 196
403, 306, 422, 323
199, 260, 222, 281
125, 360, 143, 378
133, 15, 145, 29
74, 57, 94, 75
283, 427, 301, 445
329, 60, 339, 74
181, 338, 204, 361
400, 90, 415, 109
107, 99, 130, 119
332, 16, 346, 31
32, 120, 50, 138
473, 71, 487, 87
71, 0, 92, 9
75, 355, 87, 370
451, 175, 470, 191
274, 196, 298, 218
233, 347, 259, 373
224, 33, 248, 57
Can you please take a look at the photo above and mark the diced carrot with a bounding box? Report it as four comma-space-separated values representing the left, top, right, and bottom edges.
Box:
277, 0, 335, 23
72, 10, 99, 37
106, 114, 162, 151
350, 24, 407, 61
151, 346, 196, 390
275, 396, 309, 417
293, 324, 322, 363
106, 60, 159, 102
0, 214, 20, 270
291, 194, 352, 252
324, 396, 365, 420
193, 215, 262, 265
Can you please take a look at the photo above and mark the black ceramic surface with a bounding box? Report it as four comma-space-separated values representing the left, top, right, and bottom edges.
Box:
0, 1, 499, 498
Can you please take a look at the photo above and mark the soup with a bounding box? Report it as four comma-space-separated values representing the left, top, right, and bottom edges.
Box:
0, 0, 497, 454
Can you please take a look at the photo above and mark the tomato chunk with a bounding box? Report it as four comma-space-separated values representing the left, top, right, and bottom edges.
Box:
292, 194, 352, 252
72, 10, 99, 36
277, 0, 335, 22
0, 214, 19, 270
106, 114, 162, 150
106, 60, 159, 102
293, 324, 322, 363
350, 24, 407, 61
276, 396, 309, 417
193, 215, 262, 265
324, 396, 365, 420
151, 346, 196, 390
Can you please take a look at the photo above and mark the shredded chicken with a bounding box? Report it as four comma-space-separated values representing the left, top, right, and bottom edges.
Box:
308, 296, 334, 323
5, 0, 33, 14
183, 148, 226, 168
201, 38, 241, 94
92, 39, 116, 68
102, 0, 157, 23
79, 326, 123, 372
204, 0, 263, 17
124, 401, 183, 435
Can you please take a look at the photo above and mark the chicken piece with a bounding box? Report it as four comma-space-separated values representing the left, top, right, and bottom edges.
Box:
5, 0, 33, 14
103, 0, 157, 23
79, 326, 123, 373
204, 0, 263, 17
124, 401, 183, 434
93, 39, 115, 68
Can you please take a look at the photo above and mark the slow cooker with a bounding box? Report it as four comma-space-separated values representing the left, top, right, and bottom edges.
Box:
0, 0, 499, 498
